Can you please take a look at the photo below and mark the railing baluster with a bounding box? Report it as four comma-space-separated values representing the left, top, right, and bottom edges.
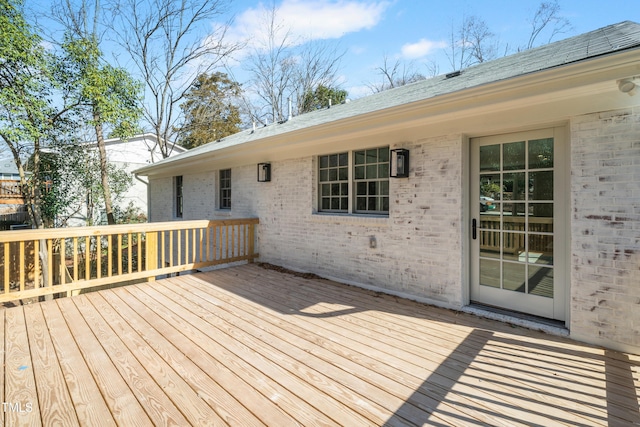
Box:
4, 242, 9, 294
232, 225, 236, 258
215, 226, 219, 260
73, 238, 78, 281
206, 226, 211, 262
161, 231, 166, 268
107, 235, 113, 277
118, 234, 123, 276
47, 240, 53, 288
191, 228, 198, 263
60, 238, 66, 285
137, 232, 142, 273
127, 232, 133, 274
169, 230, 174, 267
85, 236, 90, 281
19, 241, 25, 291
34, 240, 40, 290
97, 235, 102, 279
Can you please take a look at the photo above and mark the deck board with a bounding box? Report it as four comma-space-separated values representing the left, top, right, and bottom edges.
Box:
23, 304, 79, 427
39, 300, 116, 426
2, 263, 639, 426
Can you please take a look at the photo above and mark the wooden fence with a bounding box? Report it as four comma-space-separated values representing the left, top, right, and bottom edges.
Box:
0, 218, 258, 303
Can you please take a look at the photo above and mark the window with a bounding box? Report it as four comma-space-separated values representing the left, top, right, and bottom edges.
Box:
318, 147, 389, 215
354, 147, 389, 213
219, 169, 231, 209
319, 152, 348, 212
174, 175, 183, 218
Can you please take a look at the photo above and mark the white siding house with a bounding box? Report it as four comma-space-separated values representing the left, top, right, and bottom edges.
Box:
70, 134, 186, 225
136, 22, 640, 354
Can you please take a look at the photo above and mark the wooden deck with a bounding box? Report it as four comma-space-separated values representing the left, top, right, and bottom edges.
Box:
1, 264, 638, 426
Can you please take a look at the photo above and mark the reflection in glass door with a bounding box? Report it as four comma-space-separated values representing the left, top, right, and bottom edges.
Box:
471, 129, 565, 320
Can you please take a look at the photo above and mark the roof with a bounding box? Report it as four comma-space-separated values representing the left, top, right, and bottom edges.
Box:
0, 158, 19, 175
83, 133, 187, 153
137, 21, 640, 176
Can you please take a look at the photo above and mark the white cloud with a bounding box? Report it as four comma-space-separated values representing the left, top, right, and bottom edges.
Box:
400, 38, 447, 59
228, 0, 391, 51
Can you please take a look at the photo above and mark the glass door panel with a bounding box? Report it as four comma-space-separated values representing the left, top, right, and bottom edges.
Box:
471, 129, 564, 320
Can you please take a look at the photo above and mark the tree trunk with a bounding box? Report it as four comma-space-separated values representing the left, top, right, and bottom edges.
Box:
94, 109, 116, 225
6, 137, 52, 298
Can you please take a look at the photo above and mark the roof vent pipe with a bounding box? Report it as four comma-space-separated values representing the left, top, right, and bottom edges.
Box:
288, 97, 292, 121
329, 98, 332, 108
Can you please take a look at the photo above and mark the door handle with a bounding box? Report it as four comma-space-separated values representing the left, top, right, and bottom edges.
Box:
472, 218, 477, 240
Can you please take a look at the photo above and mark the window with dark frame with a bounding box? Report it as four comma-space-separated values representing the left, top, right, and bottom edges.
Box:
175, 175, 183, 218
318, 152, 349, 212
318, 147, 389, 215
219, 169, 231, 209
354, 147, 390, 213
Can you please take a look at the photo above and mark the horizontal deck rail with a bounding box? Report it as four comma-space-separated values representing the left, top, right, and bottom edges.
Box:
0, 218, 259, 303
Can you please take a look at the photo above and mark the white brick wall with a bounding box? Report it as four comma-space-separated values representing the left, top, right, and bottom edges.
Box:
570, 106, 640, 352
149, 135, 465, 308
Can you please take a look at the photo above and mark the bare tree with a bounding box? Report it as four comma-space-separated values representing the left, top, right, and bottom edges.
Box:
244, 3, 344, 124
526, 1, 572, 49
245, 5, 294, 124
112, 0, 241, 158
367, 55, 426, 93
445, 14, 498, 71
291, 40, 344, 116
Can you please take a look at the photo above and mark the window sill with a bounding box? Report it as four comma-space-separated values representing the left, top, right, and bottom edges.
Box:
214, 210, 232, 218
311, 212, 389, 227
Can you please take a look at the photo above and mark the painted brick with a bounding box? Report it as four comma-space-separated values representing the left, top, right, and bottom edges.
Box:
570, 107, 640, 352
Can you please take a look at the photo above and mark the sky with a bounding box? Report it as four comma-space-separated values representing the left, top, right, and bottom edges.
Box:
218, 0, 639, 98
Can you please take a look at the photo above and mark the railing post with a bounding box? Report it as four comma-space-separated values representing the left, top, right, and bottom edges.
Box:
146, 231, 158, 282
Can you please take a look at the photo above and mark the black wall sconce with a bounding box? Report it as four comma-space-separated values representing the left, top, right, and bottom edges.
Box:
390, 149, 409, 178
257, 163, 271, 182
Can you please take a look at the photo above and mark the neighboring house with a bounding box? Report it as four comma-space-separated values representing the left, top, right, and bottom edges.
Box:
69, 133, 186, 225
136, 22, 640, 354
0, 158, 28, 222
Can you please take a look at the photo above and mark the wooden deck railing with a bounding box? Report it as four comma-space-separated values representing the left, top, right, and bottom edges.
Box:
0, 179, 53, 205
480, 215, 552, 254
0, 180, 22, 198
0, 218, 259, 303
0, 180, 24, 204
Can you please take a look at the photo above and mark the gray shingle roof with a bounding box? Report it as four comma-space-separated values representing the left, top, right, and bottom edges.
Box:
138, 21, 640, 173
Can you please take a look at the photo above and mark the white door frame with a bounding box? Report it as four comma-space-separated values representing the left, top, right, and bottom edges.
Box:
469, 126, 568, 321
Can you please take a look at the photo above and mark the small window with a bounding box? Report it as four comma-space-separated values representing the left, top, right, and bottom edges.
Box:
318, 152, 349, 212
174, 176, 183, 218
219, 169, 231, 209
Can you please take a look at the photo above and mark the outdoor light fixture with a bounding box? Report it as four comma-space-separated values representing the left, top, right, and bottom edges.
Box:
257, 163, 271, 182
390, 149, 409, 178
618, 77, 638, 96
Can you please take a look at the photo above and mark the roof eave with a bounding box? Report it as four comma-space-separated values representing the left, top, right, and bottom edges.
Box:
136, 46, 640, 178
